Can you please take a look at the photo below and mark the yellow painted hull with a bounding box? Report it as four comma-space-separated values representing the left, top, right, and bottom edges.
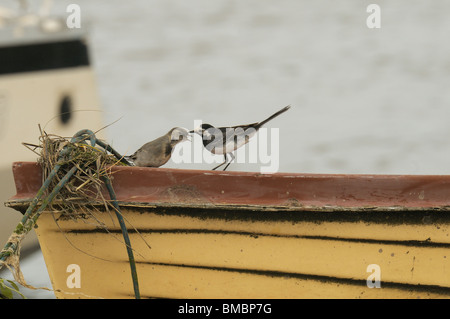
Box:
6, 162, 450, 298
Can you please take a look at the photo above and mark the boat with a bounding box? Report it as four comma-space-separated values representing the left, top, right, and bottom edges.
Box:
0, 9, 104, 253
5, 161, 450, 298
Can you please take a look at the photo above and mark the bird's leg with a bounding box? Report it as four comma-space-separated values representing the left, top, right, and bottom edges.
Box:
212, 154, 228, 170
222, 153, 235, 171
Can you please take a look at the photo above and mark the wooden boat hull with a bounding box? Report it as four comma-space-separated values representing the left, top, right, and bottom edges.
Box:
5, 162, 450, 298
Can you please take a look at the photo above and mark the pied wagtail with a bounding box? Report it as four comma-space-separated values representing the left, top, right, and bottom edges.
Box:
126, 127, 190, 167
190, 105, 291, 171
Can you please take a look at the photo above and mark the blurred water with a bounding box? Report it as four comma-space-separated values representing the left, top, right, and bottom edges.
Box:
7, 0, 447, 175
84, 0, 450, 175
0, 248, 55, 299
1, 0, 450, 298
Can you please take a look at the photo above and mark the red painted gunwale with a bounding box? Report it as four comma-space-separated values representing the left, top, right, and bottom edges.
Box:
8, 162, 450, 211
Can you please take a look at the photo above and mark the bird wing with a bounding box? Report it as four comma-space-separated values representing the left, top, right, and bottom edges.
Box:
130, 135, 170, 167
210, 125, 257, 154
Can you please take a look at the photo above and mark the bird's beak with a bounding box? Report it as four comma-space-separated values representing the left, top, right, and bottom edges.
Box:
189, 130, 194, 134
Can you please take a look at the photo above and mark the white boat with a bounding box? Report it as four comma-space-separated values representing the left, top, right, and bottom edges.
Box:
0, 8, 104, 252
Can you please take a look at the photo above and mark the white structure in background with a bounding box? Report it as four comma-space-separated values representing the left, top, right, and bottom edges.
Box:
0, 3, 104, 253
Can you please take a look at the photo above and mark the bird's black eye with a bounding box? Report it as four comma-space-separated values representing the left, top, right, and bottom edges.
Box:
59, 94, 72, 125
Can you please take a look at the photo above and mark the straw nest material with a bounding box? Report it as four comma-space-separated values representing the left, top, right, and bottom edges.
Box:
0, 128, 131, 298
27, 129, 127, 220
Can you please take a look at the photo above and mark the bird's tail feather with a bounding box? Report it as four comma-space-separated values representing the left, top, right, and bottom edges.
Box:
256, 105, 291, 128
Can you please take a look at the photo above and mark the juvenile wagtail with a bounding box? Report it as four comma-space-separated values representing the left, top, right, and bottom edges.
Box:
126, 127, 190, 167
190, 105, 291, 171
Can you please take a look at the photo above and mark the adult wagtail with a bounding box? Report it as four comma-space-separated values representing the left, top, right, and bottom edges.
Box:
190, 105, 291, 171
126, 127, 190, 167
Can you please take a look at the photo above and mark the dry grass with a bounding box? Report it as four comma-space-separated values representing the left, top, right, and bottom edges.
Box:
22, 127, 127, 222
1, 127, 145, 297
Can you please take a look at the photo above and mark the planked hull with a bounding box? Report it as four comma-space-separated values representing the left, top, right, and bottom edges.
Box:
5, 162, 450, 298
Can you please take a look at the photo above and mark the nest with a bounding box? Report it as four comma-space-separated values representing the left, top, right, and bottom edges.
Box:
1, 127, 145, 298
28, 130, 125, 221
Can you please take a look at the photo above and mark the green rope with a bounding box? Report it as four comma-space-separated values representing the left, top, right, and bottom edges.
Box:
102, 176, 140, 299
0, 129, 140, 299
68, 130, 140, 298
0, 165, 78, 260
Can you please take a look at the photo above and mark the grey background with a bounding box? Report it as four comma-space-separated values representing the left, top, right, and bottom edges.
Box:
1, 0, 450, 298
5, 0, 450, 174
79, 0, 450, 175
